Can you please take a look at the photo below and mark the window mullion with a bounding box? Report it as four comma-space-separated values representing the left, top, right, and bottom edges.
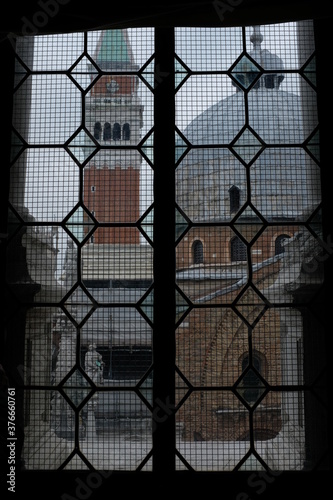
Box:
153, 27, 176, 473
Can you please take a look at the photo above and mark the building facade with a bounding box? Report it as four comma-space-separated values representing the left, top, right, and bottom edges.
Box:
78, 27, 320, 446
5, 24, 325, 472
83, 30, 143, 245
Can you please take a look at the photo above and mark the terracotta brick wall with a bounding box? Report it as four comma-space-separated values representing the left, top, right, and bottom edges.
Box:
176, 226, 297, 269
176, 266, 282, 441
90, 75, 138, 96
83, 165, 140, 244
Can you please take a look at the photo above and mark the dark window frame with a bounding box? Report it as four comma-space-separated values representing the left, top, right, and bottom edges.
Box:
0, 13, 331, 491
94, 121, 102, 139
103, 121, 112, 140
112, 122, 121, 140
230, 235, 247, 262
229, 184, 241, 213
240, 352, 264, 404
275, 233, 290, 255
192, 239, 204, 264
122, 122, 131, 140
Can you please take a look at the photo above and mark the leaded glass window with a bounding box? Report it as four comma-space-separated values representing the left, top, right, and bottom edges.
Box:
3, 21, 328, 476
112, 123, 121, 141
192, 240, 204, 264
230, 236, 247, 262
275, 234, 291, 255
123, 123, 131, 140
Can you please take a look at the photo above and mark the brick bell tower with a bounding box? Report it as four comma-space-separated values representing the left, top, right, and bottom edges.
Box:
84, 29, 143, 244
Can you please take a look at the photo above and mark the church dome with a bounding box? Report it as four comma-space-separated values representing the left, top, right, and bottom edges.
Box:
180, 87, 304, 151
176, 30, 317, 223
251, 47, 285, 73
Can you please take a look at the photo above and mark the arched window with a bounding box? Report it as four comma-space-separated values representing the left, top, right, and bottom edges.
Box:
192, 240, 204, 264
275, 234, 290, 255
240, 354, 264, 404
103, 122, 111, 140
93, 122, 102, 140
122, 123, 130, 140
112, 123, 121, 140
230, 236, 247, 262
229, 185, 240, 213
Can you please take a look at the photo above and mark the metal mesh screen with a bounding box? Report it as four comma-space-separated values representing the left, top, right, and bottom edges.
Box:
174, 22, 327, 471
7, 29, 155, 471
4, 21, 328, 474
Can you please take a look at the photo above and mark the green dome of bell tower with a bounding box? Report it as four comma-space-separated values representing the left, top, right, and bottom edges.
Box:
94, 29, 138, 71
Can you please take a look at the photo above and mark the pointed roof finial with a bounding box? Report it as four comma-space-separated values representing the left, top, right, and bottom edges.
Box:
249, 25, 285, 88
94, 29, 137, 70
250, 25, 263, 52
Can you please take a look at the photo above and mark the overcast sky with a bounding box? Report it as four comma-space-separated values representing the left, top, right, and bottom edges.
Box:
13, 22, 313, 273
14, 22, 310, 265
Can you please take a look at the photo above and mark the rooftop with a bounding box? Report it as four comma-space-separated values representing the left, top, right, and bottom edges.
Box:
94, 29, 137, 69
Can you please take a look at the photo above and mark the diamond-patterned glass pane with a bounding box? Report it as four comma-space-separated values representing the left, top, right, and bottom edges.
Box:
68, 129, 97, 163
63, 285, 95, 325
307, 208, 322, 238
64, 454, 90, 470
139, 207, 154, 243
303, 55, 316, 87
175, 57, 189, 89
139, 131, 154, 164
235, 368, 266, 407
65, 205, 95, 242
305, 130, 320, 162
231, 127, 263, 164
239, 454, 265, 470
175, 207, 189, 241
140, 57, 155, 90
175, 288, 191, 324
138, 288, 154, 323
175, 369, 191, 407
10, 130, 25, 161
231, 54, 261, 89
137, 370, 153, 407
234, 286, 267, 326
70, 56, 99, 91
175, 129, 189, 163
14, 58, 28, 89
62, 369, 92, 408
233, 205, 264, 243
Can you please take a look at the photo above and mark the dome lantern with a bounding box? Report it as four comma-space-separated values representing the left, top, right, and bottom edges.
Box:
249, 25, 285, 90
232, 26, 285, 91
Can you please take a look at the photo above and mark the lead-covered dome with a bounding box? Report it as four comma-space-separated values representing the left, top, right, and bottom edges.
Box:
176, 37, 319, 223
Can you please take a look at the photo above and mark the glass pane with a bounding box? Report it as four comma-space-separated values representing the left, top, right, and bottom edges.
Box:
7, 28, 154, 471
4, 22, 328, 475
175, 22, 327, 471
